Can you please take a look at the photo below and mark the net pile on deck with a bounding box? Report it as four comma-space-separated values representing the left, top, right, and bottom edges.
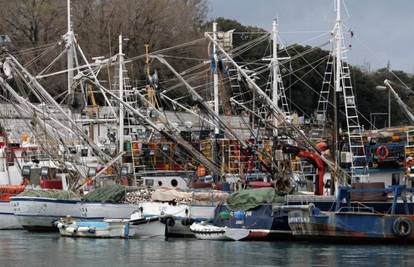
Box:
226, 188, 286, 211
124, 188, 154, 203
82, 185, 136, 203
148, 188, 229, 204
18, 189, 80, 200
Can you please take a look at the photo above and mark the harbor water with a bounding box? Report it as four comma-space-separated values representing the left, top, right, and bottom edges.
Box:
1, 231, 413, 267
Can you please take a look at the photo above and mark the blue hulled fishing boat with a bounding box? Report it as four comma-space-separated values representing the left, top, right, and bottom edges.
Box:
286, 185, 414, 243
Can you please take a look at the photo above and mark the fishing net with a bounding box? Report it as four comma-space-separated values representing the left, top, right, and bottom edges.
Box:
18, 189, 80, 200
82, 185, 136, 203
227, 188, 285, 211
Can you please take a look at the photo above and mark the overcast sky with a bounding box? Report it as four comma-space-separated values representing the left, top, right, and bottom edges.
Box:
208, 0, 414, 73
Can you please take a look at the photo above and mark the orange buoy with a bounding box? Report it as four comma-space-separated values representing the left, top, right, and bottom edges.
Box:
316, 142, 328, 152
196, 165, 206, 177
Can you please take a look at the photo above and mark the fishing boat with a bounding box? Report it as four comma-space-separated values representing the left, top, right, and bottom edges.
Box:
57, 210, 165, 238
0, 125, 66, 229
286, 185, 414, 243
190, 222, 231, 240
139, 188, 226, 237
187, 188, 290, 241
3, 0, 407, 240
11, 194, 81, 231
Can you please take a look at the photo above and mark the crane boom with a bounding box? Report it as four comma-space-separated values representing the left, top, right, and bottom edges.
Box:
384, 79, 414, 124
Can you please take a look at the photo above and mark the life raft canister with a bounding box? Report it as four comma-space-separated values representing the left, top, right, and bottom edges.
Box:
376, 145, 389, 160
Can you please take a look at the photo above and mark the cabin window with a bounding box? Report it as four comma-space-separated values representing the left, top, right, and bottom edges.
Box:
158, 181, 163, 186
145, 179, 154, 187
6, 151, 14, 166
81, 149, 88, 157
171, 179, 178, 187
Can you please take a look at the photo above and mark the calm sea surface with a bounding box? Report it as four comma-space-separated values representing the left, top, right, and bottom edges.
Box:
0, 230, 413, 267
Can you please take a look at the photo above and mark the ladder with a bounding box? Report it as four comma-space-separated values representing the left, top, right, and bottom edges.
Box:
274, 69, 290, 116
112, 64, 142, 183
340, 60, 369, 181
315, 55, 334, 125
227, 67, 251, 113
257, 77, 273, 122
228, 141, 241, 173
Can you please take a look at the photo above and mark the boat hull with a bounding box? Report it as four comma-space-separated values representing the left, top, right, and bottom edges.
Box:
80, 202, 140, 220
190, 222, 231, 240
212, 204, 291, 241
0, 201, 21, 229
58, 219, 165, 239
11, 197, 141, 231
129, 219, 166, 239
141, 202, 216, 237
11, 197, 215, 235
11, 197, 81, 231
288, 206, 414, 243
192, 232, 229, 240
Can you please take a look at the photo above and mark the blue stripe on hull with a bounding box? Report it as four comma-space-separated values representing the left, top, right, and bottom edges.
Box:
10, 198, 80, 204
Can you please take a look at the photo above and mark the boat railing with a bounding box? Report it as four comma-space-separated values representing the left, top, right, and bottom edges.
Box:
336, 206, 375, 214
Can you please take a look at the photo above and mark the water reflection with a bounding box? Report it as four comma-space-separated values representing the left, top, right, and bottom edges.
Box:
0, 231, 413, 267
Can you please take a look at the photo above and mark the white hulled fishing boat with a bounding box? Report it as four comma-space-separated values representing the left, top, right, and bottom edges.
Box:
57, 211, 165, 238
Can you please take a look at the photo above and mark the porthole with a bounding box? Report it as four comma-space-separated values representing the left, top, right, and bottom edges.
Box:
171, 179, 178, 187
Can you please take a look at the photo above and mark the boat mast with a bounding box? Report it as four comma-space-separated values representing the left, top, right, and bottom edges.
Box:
335, 0, 342, 94
66, 0, 74, 95
118, 34, 124, 157
332, 0, 342, 176
213, 22, 219, 135
211, 22, 220, 178
272, 19, 279, 135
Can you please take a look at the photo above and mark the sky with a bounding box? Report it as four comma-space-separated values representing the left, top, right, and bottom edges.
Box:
208, 0, 414, 73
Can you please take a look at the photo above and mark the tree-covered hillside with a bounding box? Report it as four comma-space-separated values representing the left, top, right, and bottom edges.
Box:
209, 18, 414, 129
0, 1, 413, 129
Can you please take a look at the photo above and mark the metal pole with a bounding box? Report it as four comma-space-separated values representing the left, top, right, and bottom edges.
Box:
335, 0, 342, 94
213, 22, 219, 135
5, 57, 111, 162
89, 80, 222, 176
206, 34, 336, 164
331, 0, 342, 194
67, 0, 73, 95
384, 80, 414, 124
388, 88, 391, 127
118, 34, 124, 156
272, 19, 279, 135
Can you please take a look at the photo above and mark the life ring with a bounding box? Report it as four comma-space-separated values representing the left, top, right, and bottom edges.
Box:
376, 145, 389, 160
392, 217, 412, 237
